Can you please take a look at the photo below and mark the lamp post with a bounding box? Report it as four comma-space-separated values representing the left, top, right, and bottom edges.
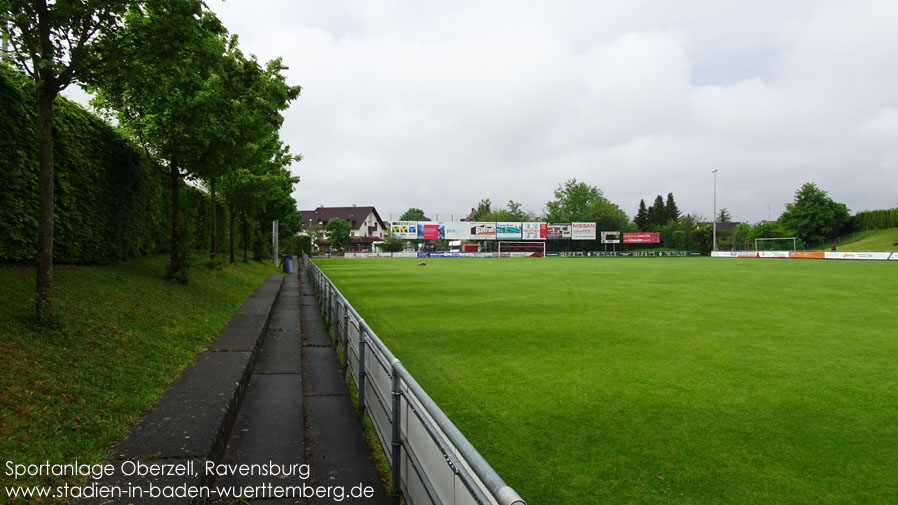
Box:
712, 170, 718, 252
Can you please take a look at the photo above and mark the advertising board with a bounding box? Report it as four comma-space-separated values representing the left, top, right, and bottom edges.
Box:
790, 251, 825, 259
623, 232, 660, 244
522, 222, 547, 240
416, 222, 444, 240
390, 221, 418, 240
496, 222, 523, 240
571, 222, 596, 240
547, 223, 572, 240
824, 251, 893, 261
443, 222, 469, 240
467, 222, 497, 240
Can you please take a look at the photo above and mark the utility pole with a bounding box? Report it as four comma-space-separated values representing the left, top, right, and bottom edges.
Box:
712, 170, 718, 251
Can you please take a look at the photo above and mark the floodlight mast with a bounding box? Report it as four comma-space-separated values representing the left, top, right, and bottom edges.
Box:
712, 170, 718, 251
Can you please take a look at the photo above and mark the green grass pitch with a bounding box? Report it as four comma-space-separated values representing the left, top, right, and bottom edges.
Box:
315, 257, 897, 505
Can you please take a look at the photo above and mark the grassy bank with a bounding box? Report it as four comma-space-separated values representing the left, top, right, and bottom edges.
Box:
316, 257, 897, 505
835, 227, 898, 251
0, 255, 278, 496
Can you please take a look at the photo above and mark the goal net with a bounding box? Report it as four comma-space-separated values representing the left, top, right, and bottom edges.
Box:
497, 241, 546, 257
754, 237, 798, 251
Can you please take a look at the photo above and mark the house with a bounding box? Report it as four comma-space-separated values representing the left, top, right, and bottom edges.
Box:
299, 205, 386, 252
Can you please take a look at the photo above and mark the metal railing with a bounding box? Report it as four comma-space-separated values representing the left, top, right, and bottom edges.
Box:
302, 253, 526, 505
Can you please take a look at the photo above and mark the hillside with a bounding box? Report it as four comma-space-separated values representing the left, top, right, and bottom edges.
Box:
837, 228, 898, 251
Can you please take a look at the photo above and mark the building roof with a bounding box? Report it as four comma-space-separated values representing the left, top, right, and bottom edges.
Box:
299, 206, 386, 231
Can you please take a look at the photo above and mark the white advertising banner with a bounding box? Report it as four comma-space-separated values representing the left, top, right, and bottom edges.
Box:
496, 222, 522, 240
522, 222, 547, 240
825, 251, 893, 261
760, 251, 790, 258
443, 222, 469, 240
468, 222, 497, 240
571, 222, 597, 240
390, 221, 418, 240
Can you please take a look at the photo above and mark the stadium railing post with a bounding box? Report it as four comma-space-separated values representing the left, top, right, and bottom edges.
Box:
358, 324, 367, 415
391, 359, 403, 504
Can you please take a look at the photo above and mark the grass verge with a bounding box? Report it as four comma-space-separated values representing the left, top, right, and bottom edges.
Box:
0, 255, 278, 498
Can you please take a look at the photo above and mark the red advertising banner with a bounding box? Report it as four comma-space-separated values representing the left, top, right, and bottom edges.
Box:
623, 232, 660, 244
421, 224, 441, 240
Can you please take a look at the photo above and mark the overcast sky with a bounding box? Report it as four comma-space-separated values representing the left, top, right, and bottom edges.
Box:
88, 1, 898, 223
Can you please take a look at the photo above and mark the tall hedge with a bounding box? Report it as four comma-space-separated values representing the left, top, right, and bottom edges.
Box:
853, 208, 898, 231
0, 65, 230, 264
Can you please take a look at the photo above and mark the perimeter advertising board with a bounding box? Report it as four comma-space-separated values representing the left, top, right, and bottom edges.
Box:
522, 222, 547, 240
547, 223, 571, 240
825, 251, 894, 260
790, 251, 825, 259
390, 221, 418, 240
623, 232, 660, 244
496, 222, 523, 240
468, 222, 497, 240
571, 222, 596, 240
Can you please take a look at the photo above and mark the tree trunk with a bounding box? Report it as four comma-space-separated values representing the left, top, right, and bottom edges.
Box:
35, 82, 56, 321
209, 176, 216, 259
169, 160, 182, 280
229, 200, 236, 264
242, 213, 249, 263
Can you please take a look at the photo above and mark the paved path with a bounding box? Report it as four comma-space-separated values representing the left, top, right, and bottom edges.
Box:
213, 263, 388, 505
82, 264, 387, 505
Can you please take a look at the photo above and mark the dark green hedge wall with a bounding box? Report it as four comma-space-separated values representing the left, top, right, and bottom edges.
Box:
0, 65, 229, 264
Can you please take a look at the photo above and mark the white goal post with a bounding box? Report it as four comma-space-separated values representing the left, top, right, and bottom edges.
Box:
497, 241, 546, 257
754, 237, 798, 250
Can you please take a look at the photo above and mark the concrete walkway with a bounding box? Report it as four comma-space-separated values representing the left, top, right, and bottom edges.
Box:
212, 263, 388, 504
81, 262, 387, 505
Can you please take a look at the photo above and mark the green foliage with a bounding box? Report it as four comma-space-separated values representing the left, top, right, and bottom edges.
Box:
399, 207, 430, 221
545, 179, 600, 222
779, 183, 850, 245
665, 192, 680, 222
852, 208, 898, 230
0, 65, 236, 265
377, 232, 405, 253
325, 217, 351, 250
471, 198, 493, 221
647, 195, 666, 227
471, 199, 537, 222
634, 199, 649, 231
716, 207, 732, 222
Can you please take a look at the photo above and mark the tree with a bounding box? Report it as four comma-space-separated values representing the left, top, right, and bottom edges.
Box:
471, 198, 493, 221
591, 198, 629, 232
716, 208, 732, 222
647, 195, 665, 228
665, 192, 680, 223
778, 182, 850, 245
634, 199, 649, 231
399, 208, 429, 221
545, 179, 601, 222
325, 217, 351, 251
2, 0, 137, 319
377, 231, 405, 253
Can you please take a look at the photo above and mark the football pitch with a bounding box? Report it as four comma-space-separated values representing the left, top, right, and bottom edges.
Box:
314, 257, 897, 505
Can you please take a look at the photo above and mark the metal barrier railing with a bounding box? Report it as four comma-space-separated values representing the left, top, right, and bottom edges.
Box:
302, 253, 526, 505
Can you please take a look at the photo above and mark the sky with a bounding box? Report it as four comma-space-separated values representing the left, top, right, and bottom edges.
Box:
73, 1, 898, 223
